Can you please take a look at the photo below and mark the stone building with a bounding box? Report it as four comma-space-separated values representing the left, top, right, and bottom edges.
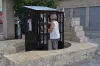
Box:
60, 0, 100, 31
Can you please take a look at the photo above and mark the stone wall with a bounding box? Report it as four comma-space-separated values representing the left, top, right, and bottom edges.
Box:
4, 42, 97, 66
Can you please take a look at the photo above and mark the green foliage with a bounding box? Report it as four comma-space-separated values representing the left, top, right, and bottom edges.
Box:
13, 0, 60, 17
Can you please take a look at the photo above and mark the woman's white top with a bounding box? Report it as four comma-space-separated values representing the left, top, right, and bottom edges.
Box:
50, 21, 60, 39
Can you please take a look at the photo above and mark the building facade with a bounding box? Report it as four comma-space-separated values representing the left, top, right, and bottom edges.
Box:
0, 0, 2, 8
60, 0, 100, 31
0, 0, 2, 24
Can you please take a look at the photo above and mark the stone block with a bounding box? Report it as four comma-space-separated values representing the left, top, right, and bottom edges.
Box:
72, 18, 80, 21
65, 17, 80, 27
64, 32, 72, 36
70, 21, 80, 27
76, 37, 85, 43
70, 18, 80, 27
64, 36, 72, 41
71, 26, 83, 32
65, 18, 71, 23
72, 31, 85, 37
64, 20, 71, 32
72, 36, 88, 43
64, 26, 71, 32
84, 36, 89, 42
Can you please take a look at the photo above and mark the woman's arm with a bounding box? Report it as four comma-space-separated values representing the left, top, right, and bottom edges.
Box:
48, 23, 54, 33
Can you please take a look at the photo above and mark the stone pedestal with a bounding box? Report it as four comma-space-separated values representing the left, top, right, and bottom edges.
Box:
64, 17, 89, 43
2, 0, 15, 39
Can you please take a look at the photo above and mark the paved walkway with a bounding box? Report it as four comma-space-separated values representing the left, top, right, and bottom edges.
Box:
85, 31, 100, 50
74, 54, 100, 66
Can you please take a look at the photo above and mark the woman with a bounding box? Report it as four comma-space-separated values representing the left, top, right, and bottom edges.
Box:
48, 14, 60, 50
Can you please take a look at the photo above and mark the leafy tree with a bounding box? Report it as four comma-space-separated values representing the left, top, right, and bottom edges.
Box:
14, 0, 60, 17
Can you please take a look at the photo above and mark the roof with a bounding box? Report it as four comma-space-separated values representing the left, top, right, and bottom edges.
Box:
24, 6, 57, 11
